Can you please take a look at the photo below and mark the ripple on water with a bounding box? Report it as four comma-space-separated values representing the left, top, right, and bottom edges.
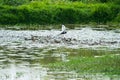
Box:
0, 28, 120, 80
0, 28, 120, 48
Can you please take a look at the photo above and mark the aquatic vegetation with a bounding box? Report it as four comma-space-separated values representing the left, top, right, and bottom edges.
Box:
44, 47, 120, 75
47, 52, 120, 75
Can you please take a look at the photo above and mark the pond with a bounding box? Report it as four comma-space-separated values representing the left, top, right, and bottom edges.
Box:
0, 27, 120, 80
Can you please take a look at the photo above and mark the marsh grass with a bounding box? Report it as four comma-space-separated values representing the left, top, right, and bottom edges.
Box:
46, 48, 120, 75
48, 55, 120, 75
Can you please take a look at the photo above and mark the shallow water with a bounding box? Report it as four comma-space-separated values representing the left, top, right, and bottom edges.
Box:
0, 28, 120, 80
0, 28, 120, 49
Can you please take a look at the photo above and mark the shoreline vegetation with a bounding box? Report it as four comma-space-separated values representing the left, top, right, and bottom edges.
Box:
46, 48, 120, 75
0, 0, 120, 29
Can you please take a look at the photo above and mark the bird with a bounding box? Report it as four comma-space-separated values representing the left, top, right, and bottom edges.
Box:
53, 25, 67, 39
60, 25, 67, 34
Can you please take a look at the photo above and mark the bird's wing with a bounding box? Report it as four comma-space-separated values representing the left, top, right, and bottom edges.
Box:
62, 25, 66, 32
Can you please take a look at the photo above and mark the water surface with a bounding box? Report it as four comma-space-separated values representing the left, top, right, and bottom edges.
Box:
0, 28, 120, 80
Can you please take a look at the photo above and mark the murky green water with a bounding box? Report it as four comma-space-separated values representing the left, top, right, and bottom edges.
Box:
0, 28, 120, 80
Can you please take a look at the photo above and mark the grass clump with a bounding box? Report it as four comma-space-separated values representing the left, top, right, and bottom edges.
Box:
48, 55, 120, 75
46, 48, 120, 75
